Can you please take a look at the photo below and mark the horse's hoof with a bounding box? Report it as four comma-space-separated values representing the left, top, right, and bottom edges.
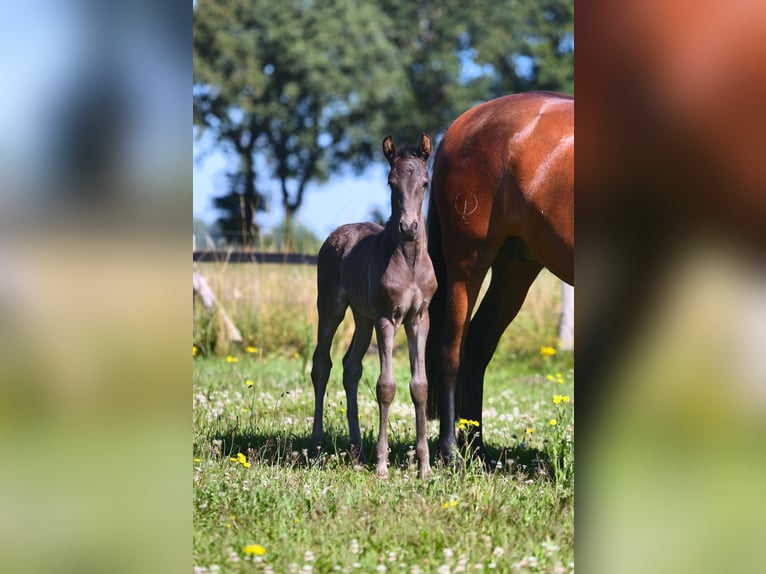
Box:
308, 443, 323, 460
348, 445, 366, 464
375, 465, 389, 479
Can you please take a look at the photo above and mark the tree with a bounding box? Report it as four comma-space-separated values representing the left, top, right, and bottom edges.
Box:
376, 0, 573, 139
194, 0, 408, 242
194, 1, 573, 243
469, 0, 574, 96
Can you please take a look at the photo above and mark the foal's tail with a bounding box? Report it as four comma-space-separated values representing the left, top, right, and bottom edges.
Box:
425, 181, 447, 420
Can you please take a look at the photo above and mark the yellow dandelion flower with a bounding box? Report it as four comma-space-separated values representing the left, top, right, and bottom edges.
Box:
226, 356, 238, 363
540, 346, 557, 357
550, 419, 557, 426
451, 499, 457, 507
192, 345, 198, 357
526, 428, 534, 434
546, 374, 556, 382
243, 544, 266, 556
246, 380, 254, 387
340, 407, 346, 414
246, 346, 258, 353
442, 501, 449, 509
457, 418, 480, 430
553, 395, 563, 404
562, 395, 571, 402
230, 457, 238, 462
236, 453, 251, 468
193, 457, 201, 462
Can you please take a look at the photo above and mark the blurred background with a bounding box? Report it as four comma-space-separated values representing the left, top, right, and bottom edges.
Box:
577, 1, 766, 572
0, 1, 189, 573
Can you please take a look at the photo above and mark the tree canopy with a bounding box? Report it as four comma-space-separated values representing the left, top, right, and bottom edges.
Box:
193, 0, 573, 244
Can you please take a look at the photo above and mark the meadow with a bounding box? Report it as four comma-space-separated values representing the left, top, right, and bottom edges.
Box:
193, 263, 574, 573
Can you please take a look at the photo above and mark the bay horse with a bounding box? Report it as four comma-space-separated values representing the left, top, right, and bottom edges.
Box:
425, 92, 574, 464
310, 133, 436, 478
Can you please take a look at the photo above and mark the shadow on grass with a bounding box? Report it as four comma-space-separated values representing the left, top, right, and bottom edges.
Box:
199, 427, 564, 482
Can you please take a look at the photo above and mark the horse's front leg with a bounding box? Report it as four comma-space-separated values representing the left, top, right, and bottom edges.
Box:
405, 308, 432, 478
374, 315, 396, 478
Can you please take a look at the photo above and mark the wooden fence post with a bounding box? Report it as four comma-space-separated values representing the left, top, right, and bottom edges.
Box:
193, 236, 242, 344
559, 282, 574, 351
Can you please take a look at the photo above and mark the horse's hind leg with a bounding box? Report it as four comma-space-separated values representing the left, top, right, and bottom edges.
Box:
437, 247, 495, 463
460, 255, 542, 465
310, 283, 347, 458
342, 309, 374, 462
405, 307, 432, 478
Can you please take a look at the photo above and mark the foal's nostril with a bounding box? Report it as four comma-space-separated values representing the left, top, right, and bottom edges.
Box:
411, 221, 418, 232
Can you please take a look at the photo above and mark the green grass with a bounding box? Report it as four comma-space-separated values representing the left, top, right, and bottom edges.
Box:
193, 265, 574, 573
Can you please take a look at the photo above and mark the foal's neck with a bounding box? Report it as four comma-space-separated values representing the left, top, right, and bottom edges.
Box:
396, 235, 424, 269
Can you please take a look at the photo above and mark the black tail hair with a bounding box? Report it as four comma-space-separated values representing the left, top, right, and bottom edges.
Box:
425, 171, 448, 420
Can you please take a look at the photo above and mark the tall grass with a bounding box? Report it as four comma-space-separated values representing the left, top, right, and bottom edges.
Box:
193, 262, 565, 364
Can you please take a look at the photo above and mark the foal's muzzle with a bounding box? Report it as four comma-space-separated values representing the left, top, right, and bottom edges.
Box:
399, 220, 418, 241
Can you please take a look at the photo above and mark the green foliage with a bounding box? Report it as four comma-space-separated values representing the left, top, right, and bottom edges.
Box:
194, 0, 407, 240
467, 0, 574, 95
194, 1, 573, 244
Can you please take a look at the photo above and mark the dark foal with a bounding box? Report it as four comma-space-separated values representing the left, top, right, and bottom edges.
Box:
310, 133, 436, 478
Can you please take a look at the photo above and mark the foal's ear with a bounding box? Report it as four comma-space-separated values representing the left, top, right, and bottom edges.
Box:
382, 135, 395, 164
418, 133, 432, 161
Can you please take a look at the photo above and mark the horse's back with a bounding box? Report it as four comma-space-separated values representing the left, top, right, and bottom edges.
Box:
321, 222, 383, 260
431, 92, 574, 282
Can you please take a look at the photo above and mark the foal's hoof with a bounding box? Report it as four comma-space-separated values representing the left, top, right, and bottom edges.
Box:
375, 465, 389, 479
419, 463, 432, 479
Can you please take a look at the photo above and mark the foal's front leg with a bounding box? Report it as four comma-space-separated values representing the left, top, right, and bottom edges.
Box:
374, 315, 396, 478
405, 309, 432, 478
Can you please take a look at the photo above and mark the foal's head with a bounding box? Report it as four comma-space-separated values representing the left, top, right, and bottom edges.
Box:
382, 133, 432, 242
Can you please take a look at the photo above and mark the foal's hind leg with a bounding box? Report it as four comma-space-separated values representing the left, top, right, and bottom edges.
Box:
460, 256, 542, 466
342, 309, 374, 462
310, 288, 347, 458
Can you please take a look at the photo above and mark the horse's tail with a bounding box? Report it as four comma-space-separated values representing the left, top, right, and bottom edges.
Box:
426, 174, 447, 420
